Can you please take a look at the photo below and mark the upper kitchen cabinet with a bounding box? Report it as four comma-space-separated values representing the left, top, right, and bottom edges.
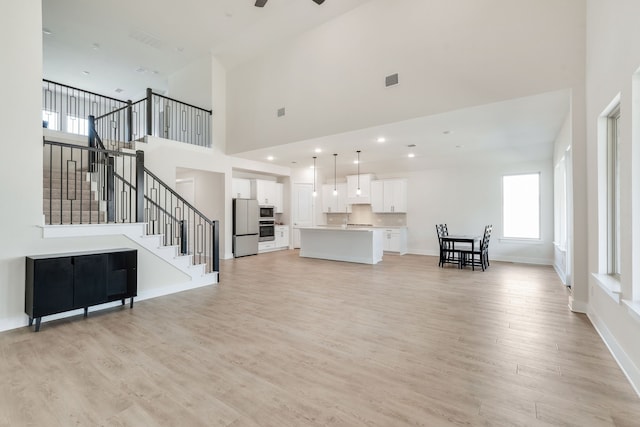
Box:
322, 183, 351, 213
371, 179, 407, 213
252, 179, 285, 212
346, 174, 374, 204
274, 183, 284, 214
232, 178, 252, 199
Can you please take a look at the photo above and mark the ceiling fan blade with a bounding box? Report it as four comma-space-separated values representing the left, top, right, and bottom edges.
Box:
255, 0, 268, 7
312, 0, 326, 4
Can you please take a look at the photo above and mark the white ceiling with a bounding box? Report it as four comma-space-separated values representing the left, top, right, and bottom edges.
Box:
42, 0, 569, 175
233, 90, 570, 175
42, 0, 372, 99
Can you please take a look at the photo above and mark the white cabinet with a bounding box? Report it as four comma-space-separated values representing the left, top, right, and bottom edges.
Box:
253, 180, 276, 205
258, 241, 276, 252
252, 180, 284, 213
346, 174, 374, 204
322, 183, 351, 213
274, 183, 284, 213
232, 178, 252, 199
275, 225, 289, 248
371, 179, 407, 213
382, 228, 407, 254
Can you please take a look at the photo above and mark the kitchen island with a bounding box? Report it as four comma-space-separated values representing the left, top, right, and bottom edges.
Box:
298, 226, 384, 264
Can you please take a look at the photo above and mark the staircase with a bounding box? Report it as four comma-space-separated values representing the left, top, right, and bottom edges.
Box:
43, 169, 105, 225
42, 137, 219, 288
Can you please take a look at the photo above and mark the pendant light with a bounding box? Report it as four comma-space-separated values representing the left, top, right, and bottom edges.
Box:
312, 156, 317, 197
333, 153, 338, 196
356, 150, 361, 196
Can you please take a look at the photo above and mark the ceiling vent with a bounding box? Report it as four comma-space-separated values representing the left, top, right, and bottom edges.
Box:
129, 30, 166, 50
385, 73, 399, 88
277, 107, 285, 117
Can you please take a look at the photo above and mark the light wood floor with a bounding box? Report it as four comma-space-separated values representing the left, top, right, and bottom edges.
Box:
1, 251, 639, 426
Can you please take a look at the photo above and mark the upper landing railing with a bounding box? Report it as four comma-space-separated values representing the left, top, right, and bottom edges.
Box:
42, 80, 212, 150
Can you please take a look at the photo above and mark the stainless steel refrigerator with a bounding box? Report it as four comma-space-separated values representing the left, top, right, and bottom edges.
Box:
233, 198, 259, 257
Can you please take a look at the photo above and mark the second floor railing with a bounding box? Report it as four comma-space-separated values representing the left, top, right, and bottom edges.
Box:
43, 80, 212, 150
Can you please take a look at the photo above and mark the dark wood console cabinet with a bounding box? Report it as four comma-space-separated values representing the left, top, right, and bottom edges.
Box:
25, 249, 137, 331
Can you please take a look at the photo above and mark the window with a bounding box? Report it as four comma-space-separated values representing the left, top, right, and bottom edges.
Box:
42, 110, 59, 130
503, 173, 540, 239
66, 115, 88, 136
607, 106, 621, 277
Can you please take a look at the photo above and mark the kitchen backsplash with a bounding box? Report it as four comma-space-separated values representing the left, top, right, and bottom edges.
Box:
326, 204, 407, 227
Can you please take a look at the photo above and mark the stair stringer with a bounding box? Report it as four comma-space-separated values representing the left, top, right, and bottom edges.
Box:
42, 223, 218, 297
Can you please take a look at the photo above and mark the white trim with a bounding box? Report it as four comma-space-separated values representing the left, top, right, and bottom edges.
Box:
622, 300, 640, 324
0, 279, 216, 333
554, 264, 567, 285
588, 310, 640, 398
568, 294, 588, 313
592, 272, 622, 303
499, 237, 544, 245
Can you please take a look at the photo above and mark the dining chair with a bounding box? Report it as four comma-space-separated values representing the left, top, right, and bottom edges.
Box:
436, 224, 459, 267
459, 225, 492, 271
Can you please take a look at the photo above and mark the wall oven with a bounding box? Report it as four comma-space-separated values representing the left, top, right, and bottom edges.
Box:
259, 205, 275, 220
259, 220, 275, 242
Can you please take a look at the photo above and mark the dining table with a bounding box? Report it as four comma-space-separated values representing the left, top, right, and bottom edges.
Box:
440, 235, 482, 270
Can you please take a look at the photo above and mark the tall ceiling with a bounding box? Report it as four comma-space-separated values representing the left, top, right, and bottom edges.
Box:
42, 0, 372, 99
42, 0, 570, 173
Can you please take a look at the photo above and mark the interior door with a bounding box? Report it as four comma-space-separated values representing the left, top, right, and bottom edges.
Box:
292, 183, 314, 248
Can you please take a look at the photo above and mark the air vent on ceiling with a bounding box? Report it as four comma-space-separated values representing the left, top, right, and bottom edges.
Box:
277, 107, 285, 117
385, 73, 399, 87
129, 30, 166, 50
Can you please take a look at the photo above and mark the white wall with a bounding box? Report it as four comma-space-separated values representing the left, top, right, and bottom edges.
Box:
227, 0, 586, 154
381, 159, 554, 264
168, 55, 213, 110
0, 4, 195, 331
585, 0, 640, 394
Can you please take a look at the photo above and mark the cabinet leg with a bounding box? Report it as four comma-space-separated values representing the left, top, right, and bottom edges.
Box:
130, 298, 134, 309
84, 307, 88, 318
35, 317, 41, 332
28, 317, 33, 327
121, 299, 125, 306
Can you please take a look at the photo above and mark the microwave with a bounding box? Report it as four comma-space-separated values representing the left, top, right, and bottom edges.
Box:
259, 205, 274, 219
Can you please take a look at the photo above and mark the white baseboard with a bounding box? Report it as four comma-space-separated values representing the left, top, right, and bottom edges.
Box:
0, 278, 217, 333
405, 250, 553, 266
554, 263, 567, 285
588, 310, 640, 398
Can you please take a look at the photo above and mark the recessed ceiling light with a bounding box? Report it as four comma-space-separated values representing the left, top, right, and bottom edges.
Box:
443, 130, 452, 135
407, 144, 416, 148
42, 28, 52, 35
377, 137, 386, 143
408, 153, 415, 158
267, 156, 274, 161
314, 148, 322, 153
82, 71, 90, 76
115, 88, 124, 93
92, 43, 100, 50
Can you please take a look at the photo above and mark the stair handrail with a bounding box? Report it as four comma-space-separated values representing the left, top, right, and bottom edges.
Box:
143, 167, 219, 274
43, 139, 143, 226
